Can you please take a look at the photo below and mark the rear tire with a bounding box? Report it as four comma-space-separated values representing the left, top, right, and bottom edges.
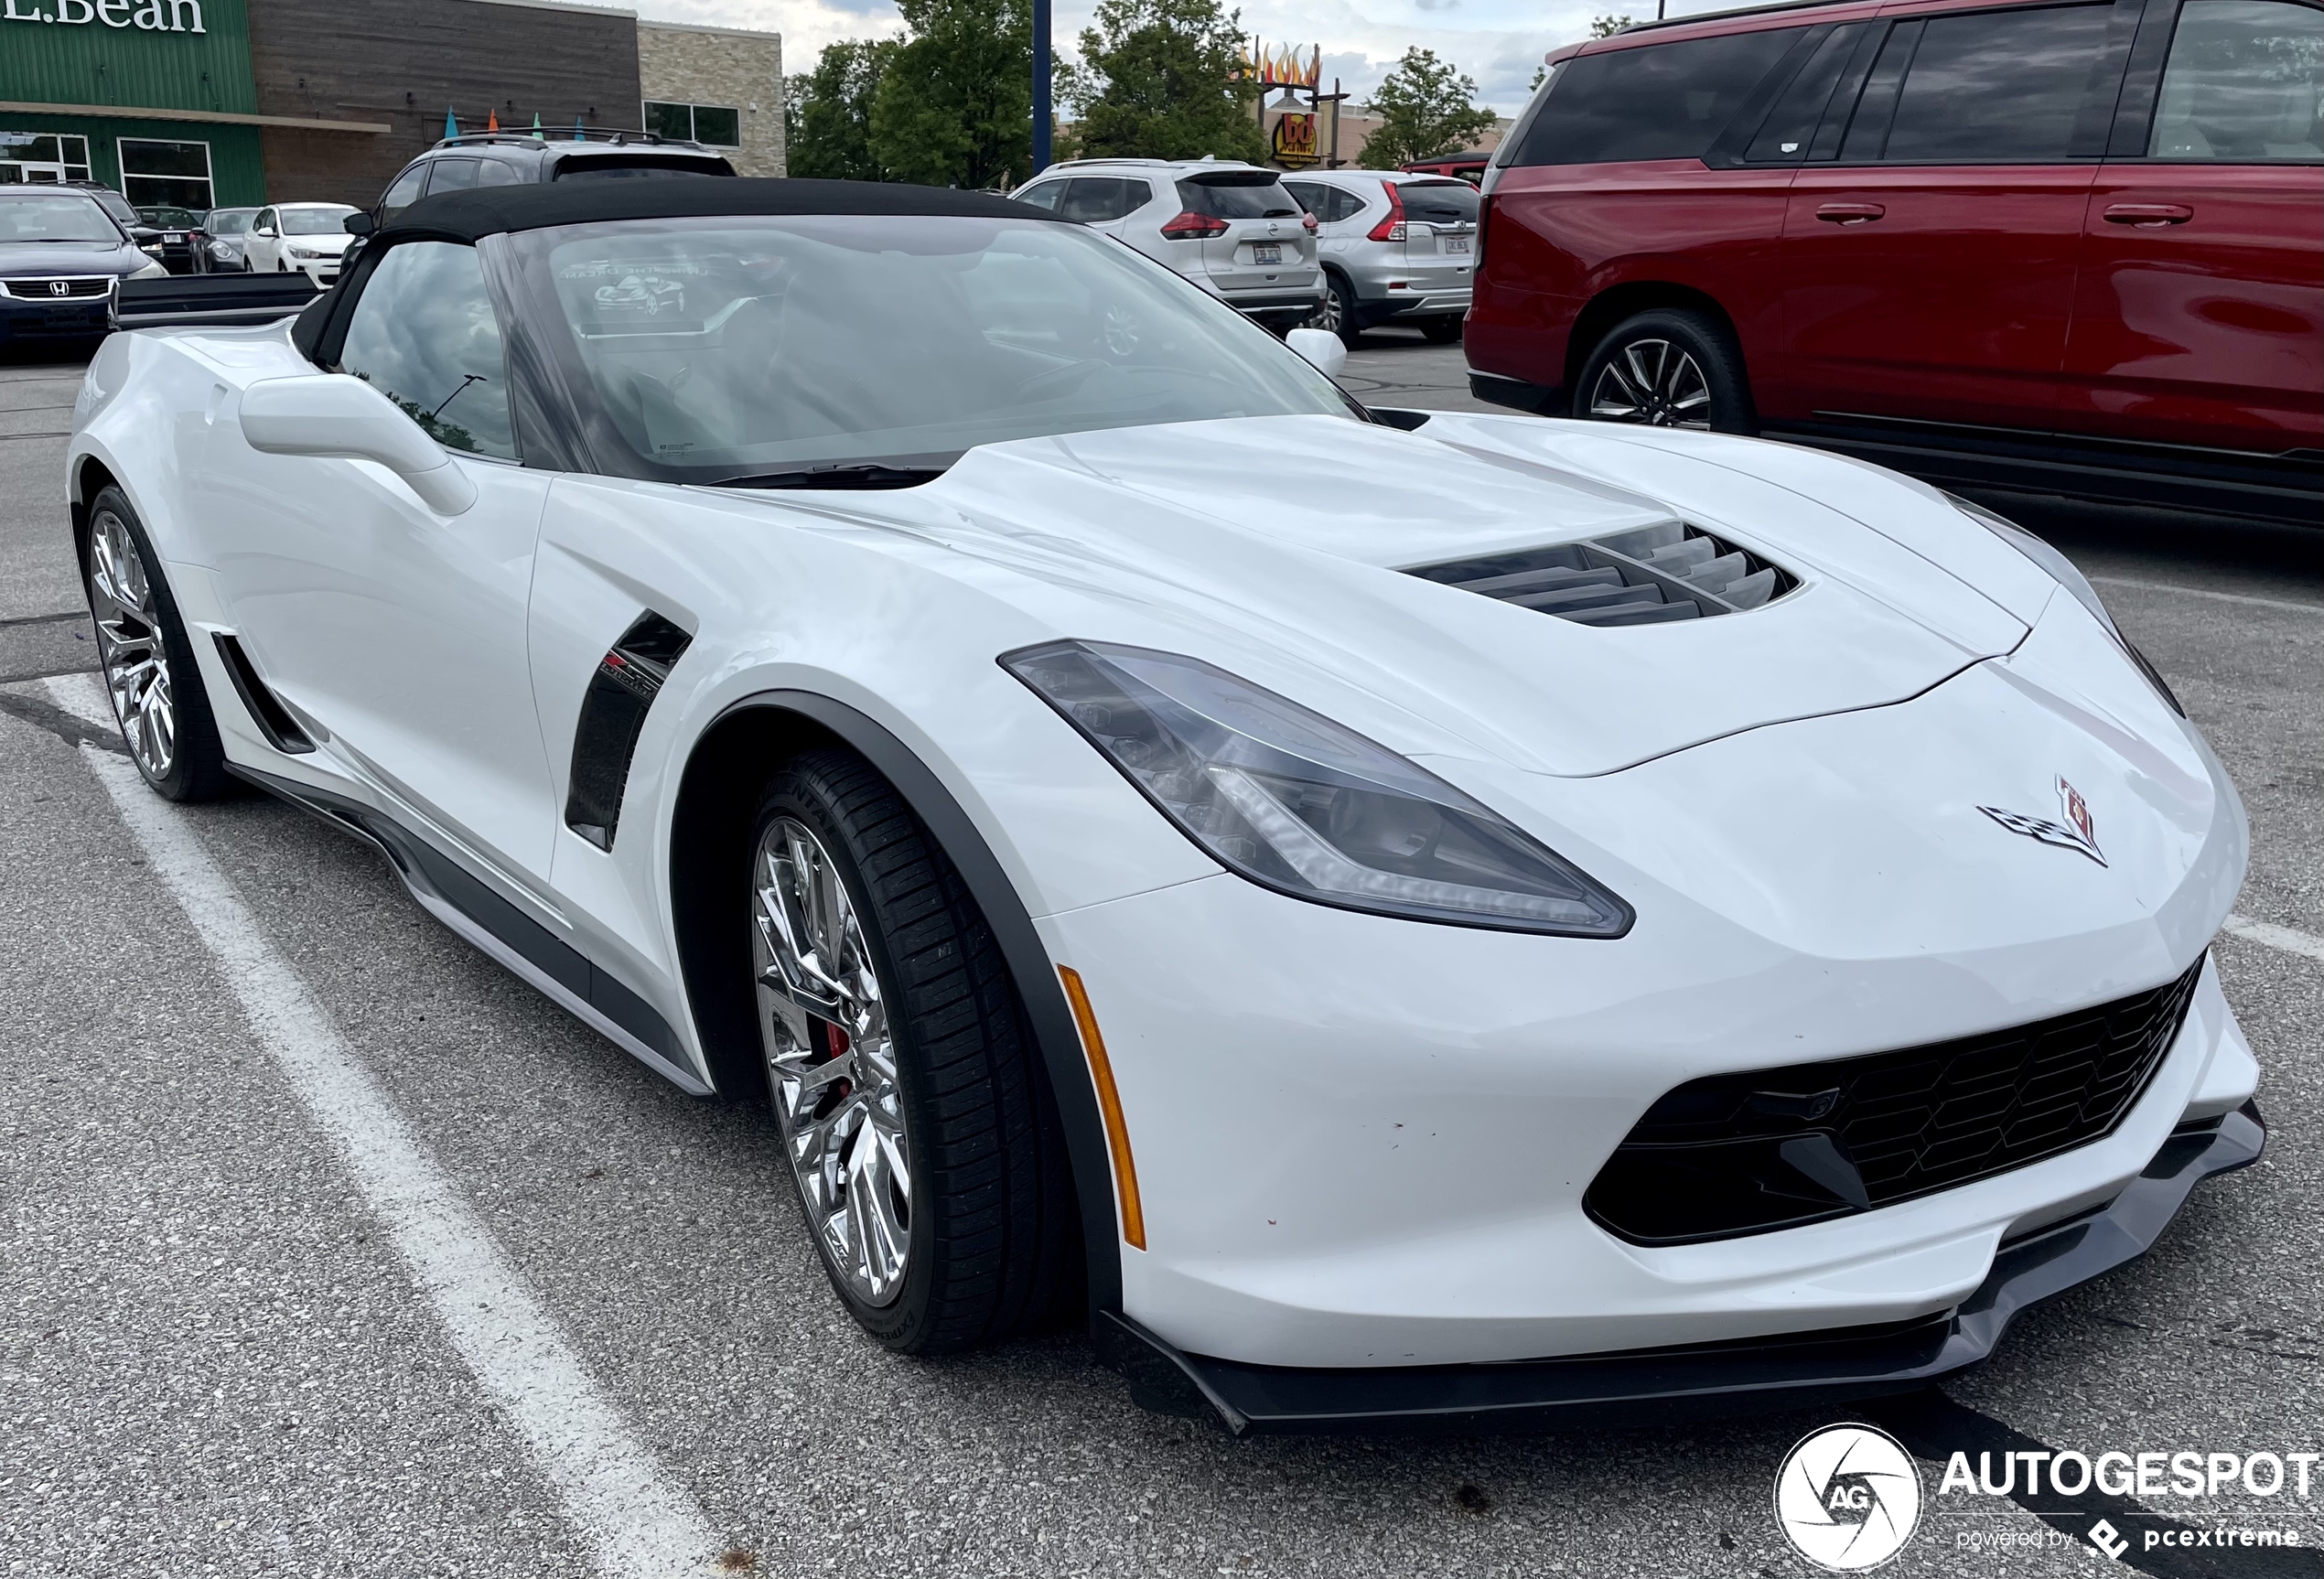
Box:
81, 486, 233, 801
1574, 307, 1756, 435
1420, 316, 1463, 345
1305, 273, 1363, 349
748, 747, 1078, 1353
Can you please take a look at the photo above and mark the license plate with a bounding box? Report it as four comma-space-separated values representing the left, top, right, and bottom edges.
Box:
1443, 235, 1470, 254
1251, 242, 1282, 264
164, 232, 184, 242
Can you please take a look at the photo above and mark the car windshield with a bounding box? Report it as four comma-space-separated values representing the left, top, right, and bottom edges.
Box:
1393, 180, 1479, 224
0, 197, 122, 244
518, 213, 1355, 481
280, 208, 352, 235
139, 206, 203, 229
206, 209, 255, 236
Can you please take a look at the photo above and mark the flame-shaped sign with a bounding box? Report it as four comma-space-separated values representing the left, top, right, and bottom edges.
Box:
1249, 39, 1322, 89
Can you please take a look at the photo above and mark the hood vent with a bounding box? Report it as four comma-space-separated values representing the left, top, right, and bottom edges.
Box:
1407, 522, 1796, 627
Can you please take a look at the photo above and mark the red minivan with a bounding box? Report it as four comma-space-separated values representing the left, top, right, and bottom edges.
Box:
1467, 0, 2323, 521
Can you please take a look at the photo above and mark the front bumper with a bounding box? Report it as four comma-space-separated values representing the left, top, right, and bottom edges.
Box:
0, 293, 113, 339
1099, 1103, 2265, 1433
290, 258, 343, 289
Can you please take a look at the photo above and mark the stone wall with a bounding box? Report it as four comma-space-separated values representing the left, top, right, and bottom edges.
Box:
637, 20, 782, 177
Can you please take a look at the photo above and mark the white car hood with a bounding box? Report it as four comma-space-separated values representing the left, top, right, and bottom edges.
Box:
760, 413, 2035, 778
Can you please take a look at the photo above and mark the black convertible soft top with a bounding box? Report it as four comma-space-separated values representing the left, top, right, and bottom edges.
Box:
379, 177, 1059, 244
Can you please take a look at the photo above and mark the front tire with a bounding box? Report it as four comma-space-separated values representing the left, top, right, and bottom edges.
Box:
748, 747, 1077, 1353
1574, 307, 1756, 434
81, 486, 233, 801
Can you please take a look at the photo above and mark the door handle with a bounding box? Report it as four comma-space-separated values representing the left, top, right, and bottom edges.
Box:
2103, 203, 2193, 226
1815, 202, 1886, 224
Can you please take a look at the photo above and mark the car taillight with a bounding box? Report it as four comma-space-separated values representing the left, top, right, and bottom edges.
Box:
1367, 182, 1408, 242
1160, 210, 1228, 240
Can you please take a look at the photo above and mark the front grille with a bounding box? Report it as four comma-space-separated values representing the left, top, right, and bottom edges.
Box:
1585, 959, 2206, 1245
1408, 521, 1795, 627
4, 276, 113, 299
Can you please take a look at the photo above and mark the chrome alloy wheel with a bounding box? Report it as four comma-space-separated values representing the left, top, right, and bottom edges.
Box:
87, 509, 177, 780
1304, 285, 1344, 335
1587, 338, 1712, 428
751, 816, 912, 1306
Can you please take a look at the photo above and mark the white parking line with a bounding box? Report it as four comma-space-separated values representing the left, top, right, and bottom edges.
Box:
47, 673, 723, 1578
2088, 575, 2324, 616
2223, 912, 2324, 965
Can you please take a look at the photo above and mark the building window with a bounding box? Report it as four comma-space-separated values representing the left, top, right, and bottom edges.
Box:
642, 101, 741, 147
119, 139, 213, 209
0, 134, 94, 185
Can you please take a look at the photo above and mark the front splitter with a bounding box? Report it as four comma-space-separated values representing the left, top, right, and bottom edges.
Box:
1097, 1103, 2265, 1434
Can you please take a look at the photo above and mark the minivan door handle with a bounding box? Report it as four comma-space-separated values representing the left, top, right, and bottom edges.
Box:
1815, 203, 1886, 224
2103, 203, 2194, 226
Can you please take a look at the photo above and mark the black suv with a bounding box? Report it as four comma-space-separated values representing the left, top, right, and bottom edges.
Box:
376, 130, 735, 224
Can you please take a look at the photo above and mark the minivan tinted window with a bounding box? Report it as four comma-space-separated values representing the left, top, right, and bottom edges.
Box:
1512, 28, 1802, 165
1868, 4, 2122, 163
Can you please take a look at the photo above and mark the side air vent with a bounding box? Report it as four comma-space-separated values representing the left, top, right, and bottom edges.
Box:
1408, 521, 1795, 627
565, 611, 694, 852
211, 632, 315, 754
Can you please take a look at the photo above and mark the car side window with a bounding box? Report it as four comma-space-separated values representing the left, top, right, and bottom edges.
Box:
1745, 23, 1874, 161
254, 207, 276, 234
380, 165, 428, 216
1015, 181, 1066, 211
1060, 177, 1150, 222
425, 158, 482, 195
475, 159, 522, 187
335, 241, 516, 460
1858, 4, 2125, 163
1284, 180, 1327, 215
2148, 0, 2324, 160
1508, 28, 1805, 165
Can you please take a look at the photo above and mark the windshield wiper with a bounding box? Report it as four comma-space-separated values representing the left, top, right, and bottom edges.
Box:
710, 463, 950, 490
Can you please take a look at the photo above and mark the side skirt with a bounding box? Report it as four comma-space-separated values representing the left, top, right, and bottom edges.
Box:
228, 762, 712, 1097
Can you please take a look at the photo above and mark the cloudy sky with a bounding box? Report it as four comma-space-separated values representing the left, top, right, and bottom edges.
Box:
635, 0, 1721, 111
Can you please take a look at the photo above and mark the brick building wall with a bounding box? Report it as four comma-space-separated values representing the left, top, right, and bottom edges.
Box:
636, 21, 782, 178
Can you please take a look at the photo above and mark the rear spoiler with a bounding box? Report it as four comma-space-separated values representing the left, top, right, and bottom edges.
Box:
113, 273, 319, 331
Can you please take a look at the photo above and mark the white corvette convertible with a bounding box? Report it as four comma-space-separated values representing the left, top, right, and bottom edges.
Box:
70, 181, 2264, 1432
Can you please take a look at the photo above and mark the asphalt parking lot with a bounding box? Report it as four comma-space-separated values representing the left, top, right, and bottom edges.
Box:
3, 333, 2318, 1579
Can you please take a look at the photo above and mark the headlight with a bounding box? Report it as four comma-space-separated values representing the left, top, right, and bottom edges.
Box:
1949, 493, 2184, 717
127, 261, 169, 279
209, 241, 235, 258
140, 242, 165, 254
287, 245, 318, 260
1003, 640, 1633, 937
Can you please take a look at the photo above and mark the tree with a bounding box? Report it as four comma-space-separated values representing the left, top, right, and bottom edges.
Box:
1361, 48, 1496, 166
1065, 0, 1265, 163
785, 38, 904, 181
868, 0, 1034, 190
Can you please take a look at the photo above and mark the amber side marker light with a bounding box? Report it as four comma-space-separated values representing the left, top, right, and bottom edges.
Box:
1058, 965, 1146, 1250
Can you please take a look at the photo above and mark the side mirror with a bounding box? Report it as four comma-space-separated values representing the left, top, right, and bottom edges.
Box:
1286, 326, 1348, 382
343, 212, 375, 237
239, 373, 476, 515
253, 226, 276, 238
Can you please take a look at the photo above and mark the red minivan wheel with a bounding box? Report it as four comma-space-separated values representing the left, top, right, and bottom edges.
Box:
1575, 309, 1756, 435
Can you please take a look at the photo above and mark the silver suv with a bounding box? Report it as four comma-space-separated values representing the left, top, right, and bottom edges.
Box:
1012, 159, 1323, 332
1281, 171, 1479, 346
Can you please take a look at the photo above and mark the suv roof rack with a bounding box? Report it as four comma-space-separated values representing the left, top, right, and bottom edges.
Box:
1616, 0, 1859, 32
428, 128, 710, 152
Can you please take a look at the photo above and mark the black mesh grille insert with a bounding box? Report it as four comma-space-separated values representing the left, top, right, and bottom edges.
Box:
1584, 958, 2206, 1245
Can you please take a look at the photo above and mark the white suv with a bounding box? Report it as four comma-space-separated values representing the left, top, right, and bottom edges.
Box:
1280, 171, 1478, 348
1013, 159, 1323, 331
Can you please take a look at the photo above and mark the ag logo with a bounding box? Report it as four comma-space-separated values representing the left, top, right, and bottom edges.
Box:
1773, 1423, 1923, 1571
